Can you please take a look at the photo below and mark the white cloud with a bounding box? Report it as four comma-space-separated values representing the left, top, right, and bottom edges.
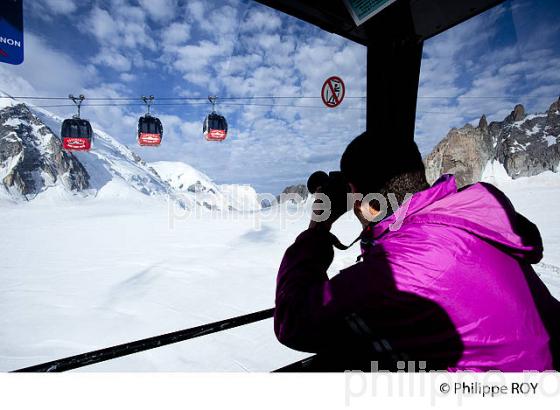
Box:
186, 1, 205, 24
120, 73, 137, 82
93, 50, 132, 72
88, 7, 117, 42
138, 0, 177, 22
43, 0, 77, 14
241, 8, 282, 33
29, 0, 78, 19
82, 3, 158, 72
84, 5, 156, 50
161, 22, 191, 46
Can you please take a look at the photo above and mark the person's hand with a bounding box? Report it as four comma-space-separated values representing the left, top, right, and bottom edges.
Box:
308, 187, 349, 231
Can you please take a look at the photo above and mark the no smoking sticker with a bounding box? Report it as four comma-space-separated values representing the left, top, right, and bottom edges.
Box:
321, 76, 345, 108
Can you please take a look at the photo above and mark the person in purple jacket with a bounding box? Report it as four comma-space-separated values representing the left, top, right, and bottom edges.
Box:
275, 131, 559, 372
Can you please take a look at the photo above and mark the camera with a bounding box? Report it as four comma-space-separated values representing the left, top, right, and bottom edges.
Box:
307, 171, 352, 218
307, 171, 349, 195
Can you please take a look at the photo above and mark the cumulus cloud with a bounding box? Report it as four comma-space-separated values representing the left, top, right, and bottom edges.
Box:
82, 3, 157, 73
110, 5, 154, 49
120, 73, 137, 82
138, 0, 178, 22
161, 22, 191, 46
93, 50, 133, 72
29, 0, 78, 18
44, 0, 77, 14
88, 7, 117, 42
241, 8, 283, 33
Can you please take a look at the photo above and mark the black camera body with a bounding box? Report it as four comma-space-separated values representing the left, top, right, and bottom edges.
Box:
307, 171, 352, 217
307, 171, 349, 196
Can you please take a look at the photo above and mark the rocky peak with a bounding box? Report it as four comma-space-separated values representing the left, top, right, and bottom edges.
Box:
478, 114, 488, 131
506, 104, 526, 122
548, 97, 560, 114
0, 104, 90, 199
547, 97, 560, 125
424, 98, 560, 187
276, 183, 309, 204
424, 123, 493, 187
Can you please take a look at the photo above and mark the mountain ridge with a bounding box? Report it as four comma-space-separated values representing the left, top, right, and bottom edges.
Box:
425, 97, 560, 187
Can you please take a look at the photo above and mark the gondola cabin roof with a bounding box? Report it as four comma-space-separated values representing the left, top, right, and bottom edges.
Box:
61, 118, 93, 138
138, 115, 163, 130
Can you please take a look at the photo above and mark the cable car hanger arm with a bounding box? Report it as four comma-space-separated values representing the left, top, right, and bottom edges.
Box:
142, 95, 155, 116
69, 94, 85, 118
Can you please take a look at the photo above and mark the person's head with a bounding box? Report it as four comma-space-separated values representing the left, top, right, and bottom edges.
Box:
340, 131, 429, 221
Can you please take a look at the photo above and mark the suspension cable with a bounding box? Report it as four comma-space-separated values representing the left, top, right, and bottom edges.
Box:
0, 95, 367, 101
0, 94, 551, 101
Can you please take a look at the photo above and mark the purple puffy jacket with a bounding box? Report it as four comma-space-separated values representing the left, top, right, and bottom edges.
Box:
275, 175, 559, 371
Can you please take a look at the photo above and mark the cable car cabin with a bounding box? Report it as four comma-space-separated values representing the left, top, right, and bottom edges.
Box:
138, 116, 163, 147
203, 113, 228, 141
61, 118, 93, 151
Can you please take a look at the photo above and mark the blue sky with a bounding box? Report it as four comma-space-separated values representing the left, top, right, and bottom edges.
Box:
0, 0, 558, 193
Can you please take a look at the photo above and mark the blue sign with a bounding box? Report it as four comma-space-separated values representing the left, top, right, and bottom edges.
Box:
0, 0, 24, 65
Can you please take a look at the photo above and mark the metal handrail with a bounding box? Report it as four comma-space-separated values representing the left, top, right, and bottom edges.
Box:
13, 308, 275, 372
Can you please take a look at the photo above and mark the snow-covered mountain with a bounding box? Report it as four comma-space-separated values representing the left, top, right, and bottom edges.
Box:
0, 98, 260, 211
0, 103, 90, 201
151, 161, 261, 211
425, 98, 560, 187
276, 183, 309, 205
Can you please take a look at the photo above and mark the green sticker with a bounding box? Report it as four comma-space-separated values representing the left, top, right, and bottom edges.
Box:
343, 0, 397, 26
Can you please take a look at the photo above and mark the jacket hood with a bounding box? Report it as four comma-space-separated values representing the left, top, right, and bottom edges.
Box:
372, 174, 543, 264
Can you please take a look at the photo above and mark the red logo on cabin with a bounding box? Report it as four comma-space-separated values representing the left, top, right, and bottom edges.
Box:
206, 129, 226, 141
63, 137, 91, 151
0, 48, 8, 57
138, 132, 162, 146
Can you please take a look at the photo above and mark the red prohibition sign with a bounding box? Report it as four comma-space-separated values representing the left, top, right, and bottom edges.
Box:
321, 76, 345, 108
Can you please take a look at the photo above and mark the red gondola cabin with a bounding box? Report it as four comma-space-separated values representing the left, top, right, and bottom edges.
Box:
138, 115, 163, 147
61, 118, 93, 151
203, 112, 228, 141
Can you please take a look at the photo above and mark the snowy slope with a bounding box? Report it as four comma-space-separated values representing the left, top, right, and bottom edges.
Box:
482, 161, 560, 290
151, 161, 261, 211
0, 200, 315, 372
